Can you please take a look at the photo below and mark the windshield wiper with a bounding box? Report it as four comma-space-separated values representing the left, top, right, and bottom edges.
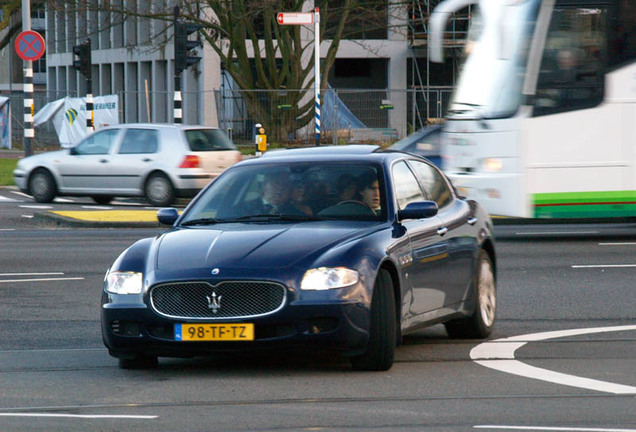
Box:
277, 214, 326, 221
231, 214, 326, 223
183, 214, 328, 225
180, 217, 223, 226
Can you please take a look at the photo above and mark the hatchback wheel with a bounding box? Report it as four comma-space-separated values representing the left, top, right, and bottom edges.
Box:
145, 173, 175, 207
28, 169, 56, 203
445, 249, 496, 339
350, 269, 396, 371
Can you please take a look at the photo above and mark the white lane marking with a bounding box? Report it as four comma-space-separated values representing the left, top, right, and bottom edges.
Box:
21, 215, 34, 219
0, 229, 15, 231
19, 205, 53, 209
53, 197, 74, 203
0, 196, 21, 203
11, 191, 32, 198
0, 277, 84, 284
0, 272, 64, 276
81, 205, 112, 210
470, 325, 636, 394
572, 264, 636, 268
475, 426, 636, 431
516, 231, 599, 235
599, 242, 636, 246
0, 413, 156, 419
112, 201, 144, 206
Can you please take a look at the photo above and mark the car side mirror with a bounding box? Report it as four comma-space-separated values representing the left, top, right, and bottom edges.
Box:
69, 147, 78, 155
397, 201, 438, 221
157, 208, 179, 225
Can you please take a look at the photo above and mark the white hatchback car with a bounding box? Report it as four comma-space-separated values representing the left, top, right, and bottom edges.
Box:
13, 123, 242, 206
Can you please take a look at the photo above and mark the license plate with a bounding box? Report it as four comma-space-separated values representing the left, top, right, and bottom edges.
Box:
175, 323, 254, 341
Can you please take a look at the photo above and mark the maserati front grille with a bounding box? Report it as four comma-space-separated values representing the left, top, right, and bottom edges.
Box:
150, 281, 287, 319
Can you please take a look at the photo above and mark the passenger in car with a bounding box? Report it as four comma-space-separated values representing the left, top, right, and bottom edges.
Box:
358, 172, 381, 213
241, 171, 298, 215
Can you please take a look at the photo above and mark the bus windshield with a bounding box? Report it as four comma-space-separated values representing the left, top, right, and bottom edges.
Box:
448, 0, 541, 119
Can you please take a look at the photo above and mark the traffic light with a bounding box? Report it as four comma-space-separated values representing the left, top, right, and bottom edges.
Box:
174, 21, 202, 74
72, 38, 92, 79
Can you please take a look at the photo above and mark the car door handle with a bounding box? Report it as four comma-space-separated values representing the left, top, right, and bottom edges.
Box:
467, 217, 478, 225
142, 158, 153, 162
437, 227, 448, 236
99, 159, 109, 163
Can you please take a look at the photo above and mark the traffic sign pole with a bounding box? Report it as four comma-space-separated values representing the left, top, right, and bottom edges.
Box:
277, 9, 321, 146
314, 8, 320, 146
21, 0, 34, 157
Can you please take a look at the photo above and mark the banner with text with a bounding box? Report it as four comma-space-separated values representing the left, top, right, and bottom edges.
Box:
34, 95, 119, 148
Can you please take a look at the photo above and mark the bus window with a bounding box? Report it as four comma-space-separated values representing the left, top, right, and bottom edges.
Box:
610, 0, 636, 67
533, 7, 606, 117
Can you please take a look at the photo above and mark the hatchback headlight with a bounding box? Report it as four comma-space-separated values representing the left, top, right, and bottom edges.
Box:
106, 271, 143, 294
301, 267, 359, 291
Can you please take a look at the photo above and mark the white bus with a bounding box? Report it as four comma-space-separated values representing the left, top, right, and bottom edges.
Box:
429, 0, 635, 218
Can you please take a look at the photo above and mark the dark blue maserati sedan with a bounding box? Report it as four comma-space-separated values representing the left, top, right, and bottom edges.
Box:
101, 145, 496, 371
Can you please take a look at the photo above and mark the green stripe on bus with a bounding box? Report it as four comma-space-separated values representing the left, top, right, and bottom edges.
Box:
532, 191, 636, 218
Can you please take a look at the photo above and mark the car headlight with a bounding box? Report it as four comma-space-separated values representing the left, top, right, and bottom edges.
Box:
300, 267, 359, 291
106, 271, 143, 294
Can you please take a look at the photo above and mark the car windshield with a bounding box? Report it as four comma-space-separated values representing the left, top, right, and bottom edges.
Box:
185, 129, 237, 151
180, 162, 386, 224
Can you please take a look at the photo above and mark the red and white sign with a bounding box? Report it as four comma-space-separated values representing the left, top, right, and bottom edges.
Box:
15, 30, 46, 61
276, 12, 313, 25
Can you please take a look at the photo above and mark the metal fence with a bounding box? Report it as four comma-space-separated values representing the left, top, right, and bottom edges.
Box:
3, 87, 453, 150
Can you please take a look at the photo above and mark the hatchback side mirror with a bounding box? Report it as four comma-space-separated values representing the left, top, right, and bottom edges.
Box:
397, 201, 438, 221
157, 208, 179, 225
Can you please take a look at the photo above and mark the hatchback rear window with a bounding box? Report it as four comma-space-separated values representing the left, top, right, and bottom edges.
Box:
185, 129, 237, 151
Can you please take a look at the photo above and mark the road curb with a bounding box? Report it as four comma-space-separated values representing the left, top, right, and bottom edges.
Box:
34, 211, 163, 229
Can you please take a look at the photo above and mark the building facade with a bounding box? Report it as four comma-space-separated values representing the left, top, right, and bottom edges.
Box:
13, 1, 466, 145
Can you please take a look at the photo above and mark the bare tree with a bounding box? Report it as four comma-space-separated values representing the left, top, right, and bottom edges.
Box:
176, 0, 389, 140
3, 0, 392, 140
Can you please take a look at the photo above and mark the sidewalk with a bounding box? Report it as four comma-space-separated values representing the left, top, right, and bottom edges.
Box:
0, 150, 25, 159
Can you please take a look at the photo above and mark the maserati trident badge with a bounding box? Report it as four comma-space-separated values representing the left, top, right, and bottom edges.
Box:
206, 292, 222, 313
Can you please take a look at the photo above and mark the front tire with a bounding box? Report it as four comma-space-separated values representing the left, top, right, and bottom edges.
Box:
28, 169, 56, 203
350, 269, 396, 371
445, 249, 496, 339
144, 173, 175, 207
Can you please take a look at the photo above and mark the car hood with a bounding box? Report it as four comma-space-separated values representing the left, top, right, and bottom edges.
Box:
18, 149, 69, 167
154, 223, 372, 272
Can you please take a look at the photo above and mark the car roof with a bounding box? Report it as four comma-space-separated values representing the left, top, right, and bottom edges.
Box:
239, 145, 420, 167
260, 144, 381, 158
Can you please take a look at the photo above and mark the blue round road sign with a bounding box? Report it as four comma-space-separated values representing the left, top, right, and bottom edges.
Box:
15, 30, 46, 61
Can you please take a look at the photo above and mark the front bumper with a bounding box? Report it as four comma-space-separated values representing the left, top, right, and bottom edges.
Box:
101, 294, 370, 359
13, 169, 27, 192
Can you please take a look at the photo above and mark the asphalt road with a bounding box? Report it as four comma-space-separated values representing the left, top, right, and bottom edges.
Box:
0, 187, 635, 431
